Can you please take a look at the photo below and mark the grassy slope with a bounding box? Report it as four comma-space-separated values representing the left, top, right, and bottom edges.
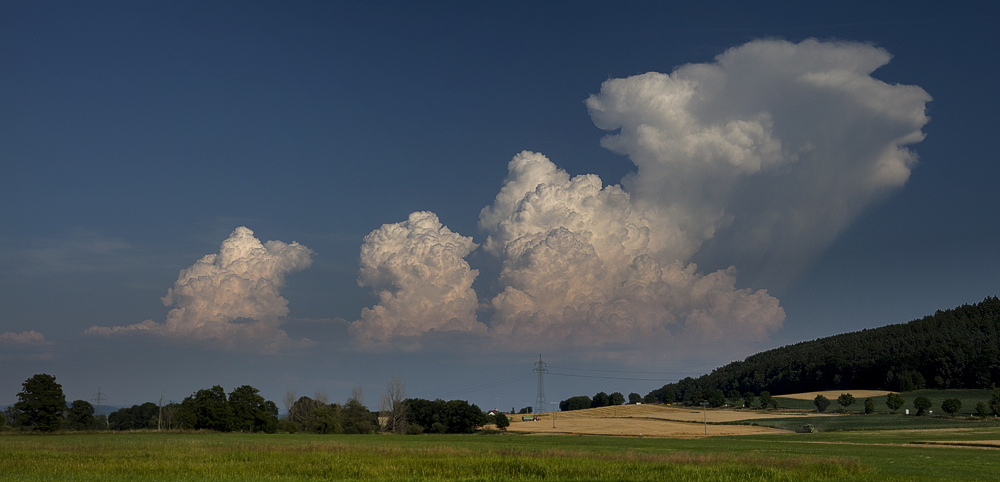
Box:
773, 389, 997, 415
2, 430, 1000, 482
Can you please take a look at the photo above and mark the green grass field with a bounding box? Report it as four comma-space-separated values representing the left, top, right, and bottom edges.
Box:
2, 429, 999, 481
774, 389, 997, 416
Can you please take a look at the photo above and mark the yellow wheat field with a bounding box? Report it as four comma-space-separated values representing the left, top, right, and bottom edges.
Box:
506, 404, 829, 437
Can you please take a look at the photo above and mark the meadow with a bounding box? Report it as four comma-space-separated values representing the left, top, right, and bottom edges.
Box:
773, 389, 996, 415
3, 428, 999, 482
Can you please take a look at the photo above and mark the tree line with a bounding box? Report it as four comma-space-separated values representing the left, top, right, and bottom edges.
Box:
2, 373, 498, 434
642, 297, 1000, 404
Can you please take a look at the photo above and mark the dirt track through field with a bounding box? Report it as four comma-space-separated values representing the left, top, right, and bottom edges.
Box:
506, 404, 826, 437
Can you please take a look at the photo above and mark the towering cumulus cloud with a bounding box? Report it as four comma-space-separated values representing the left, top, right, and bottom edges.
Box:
588, 39, 932, 284
479, 151, 784, 347
88, 227, 313, 352
351, 212, 485, 344
353, 39, 930, 354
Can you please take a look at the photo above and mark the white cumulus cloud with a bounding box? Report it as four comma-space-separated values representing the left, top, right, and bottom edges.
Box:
350, 211, 486, 344
480, 152, 784, 348
87, 227, 313, 353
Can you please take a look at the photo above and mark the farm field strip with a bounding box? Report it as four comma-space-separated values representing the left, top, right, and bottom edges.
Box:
4, 430, 1000, 481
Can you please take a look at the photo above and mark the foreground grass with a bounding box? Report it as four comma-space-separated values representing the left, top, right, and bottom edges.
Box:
2, 429, 998, 481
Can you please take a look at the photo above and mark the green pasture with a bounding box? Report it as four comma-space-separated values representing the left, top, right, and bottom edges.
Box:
2, 428, 999, 482
774, 389, 997, 415
731, 413, 1000, 432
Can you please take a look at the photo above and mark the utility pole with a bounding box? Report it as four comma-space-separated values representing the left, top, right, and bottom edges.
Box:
700, 401, 708, 435
550, 402, 557, 428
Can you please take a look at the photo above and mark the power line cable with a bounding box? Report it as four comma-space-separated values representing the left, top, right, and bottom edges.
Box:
547, 371, 680, 382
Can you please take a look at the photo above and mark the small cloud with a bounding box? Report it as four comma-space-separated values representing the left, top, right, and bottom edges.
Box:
0, 330, 52, 345
87, 227, 314, 353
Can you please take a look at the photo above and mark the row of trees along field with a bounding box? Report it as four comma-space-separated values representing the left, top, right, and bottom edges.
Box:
2, 374, 497, 434
559, 391, 647, 411
643, 296, 1000, 404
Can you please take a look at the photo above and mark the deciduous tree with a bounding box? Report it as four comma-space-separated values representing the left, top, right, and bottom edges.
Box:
941, 398, 962, 417
380, 376, 407, 434
14, 374, 66, 432
885, 393, 905, 413
179, 385, 233, 431
67, 400, 97, 431
813, 394, 830, 413
229, 385, 278, 433
493, 412, 509, 431
836, 393, 855, 411
758, 391, 774, 409
913, 396, 932, 416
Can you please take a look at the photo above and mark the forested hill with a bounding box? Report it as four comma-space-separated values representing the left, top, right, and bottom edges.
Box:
647, 297, 1000, 403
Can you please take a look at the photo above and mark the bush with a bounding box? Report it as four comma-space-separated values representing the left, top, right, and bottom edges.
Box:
405, 424, 423, 435
864, 398, 875, 414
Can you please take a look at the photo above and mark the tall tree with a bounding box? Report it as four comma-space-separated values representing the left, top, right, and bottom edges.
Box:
592, 392, 610, 408
341, 398, 376, 434
179, 385, 233, 431
14, 374, 66, 432
628, 392, 642, 404
229, 385, 278, 433
609, 392, 625, 406
67, 400, 97, 431
913, 396, 932, 416
380, 376, 407, 434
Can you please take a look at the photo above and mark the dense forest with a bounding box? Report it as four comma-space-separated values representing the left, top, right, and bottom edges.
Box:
645, 297, 1000, 405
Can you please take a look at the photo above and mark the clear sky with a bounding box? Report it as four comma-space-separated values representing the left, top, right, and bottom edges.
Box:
2, 1, 998, 413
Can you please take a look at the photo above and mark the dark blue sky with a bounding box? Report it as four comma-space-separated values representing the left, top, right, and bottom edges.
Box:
2, 1, 998, 411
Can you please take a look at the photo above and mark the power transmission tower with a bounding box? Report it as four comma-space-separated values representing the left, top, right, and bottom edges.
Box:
92, 388, 108, 429
533, 355, 547, 413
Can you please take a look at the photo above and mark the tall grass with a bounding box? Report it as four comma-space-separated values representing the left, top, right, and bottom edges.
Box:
0, 432, 881, 482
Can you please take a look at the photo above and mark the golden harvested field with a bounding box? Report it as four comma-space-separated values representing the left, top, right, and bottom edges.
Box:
778, 390, 893, 400
506, 404, 831, 437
